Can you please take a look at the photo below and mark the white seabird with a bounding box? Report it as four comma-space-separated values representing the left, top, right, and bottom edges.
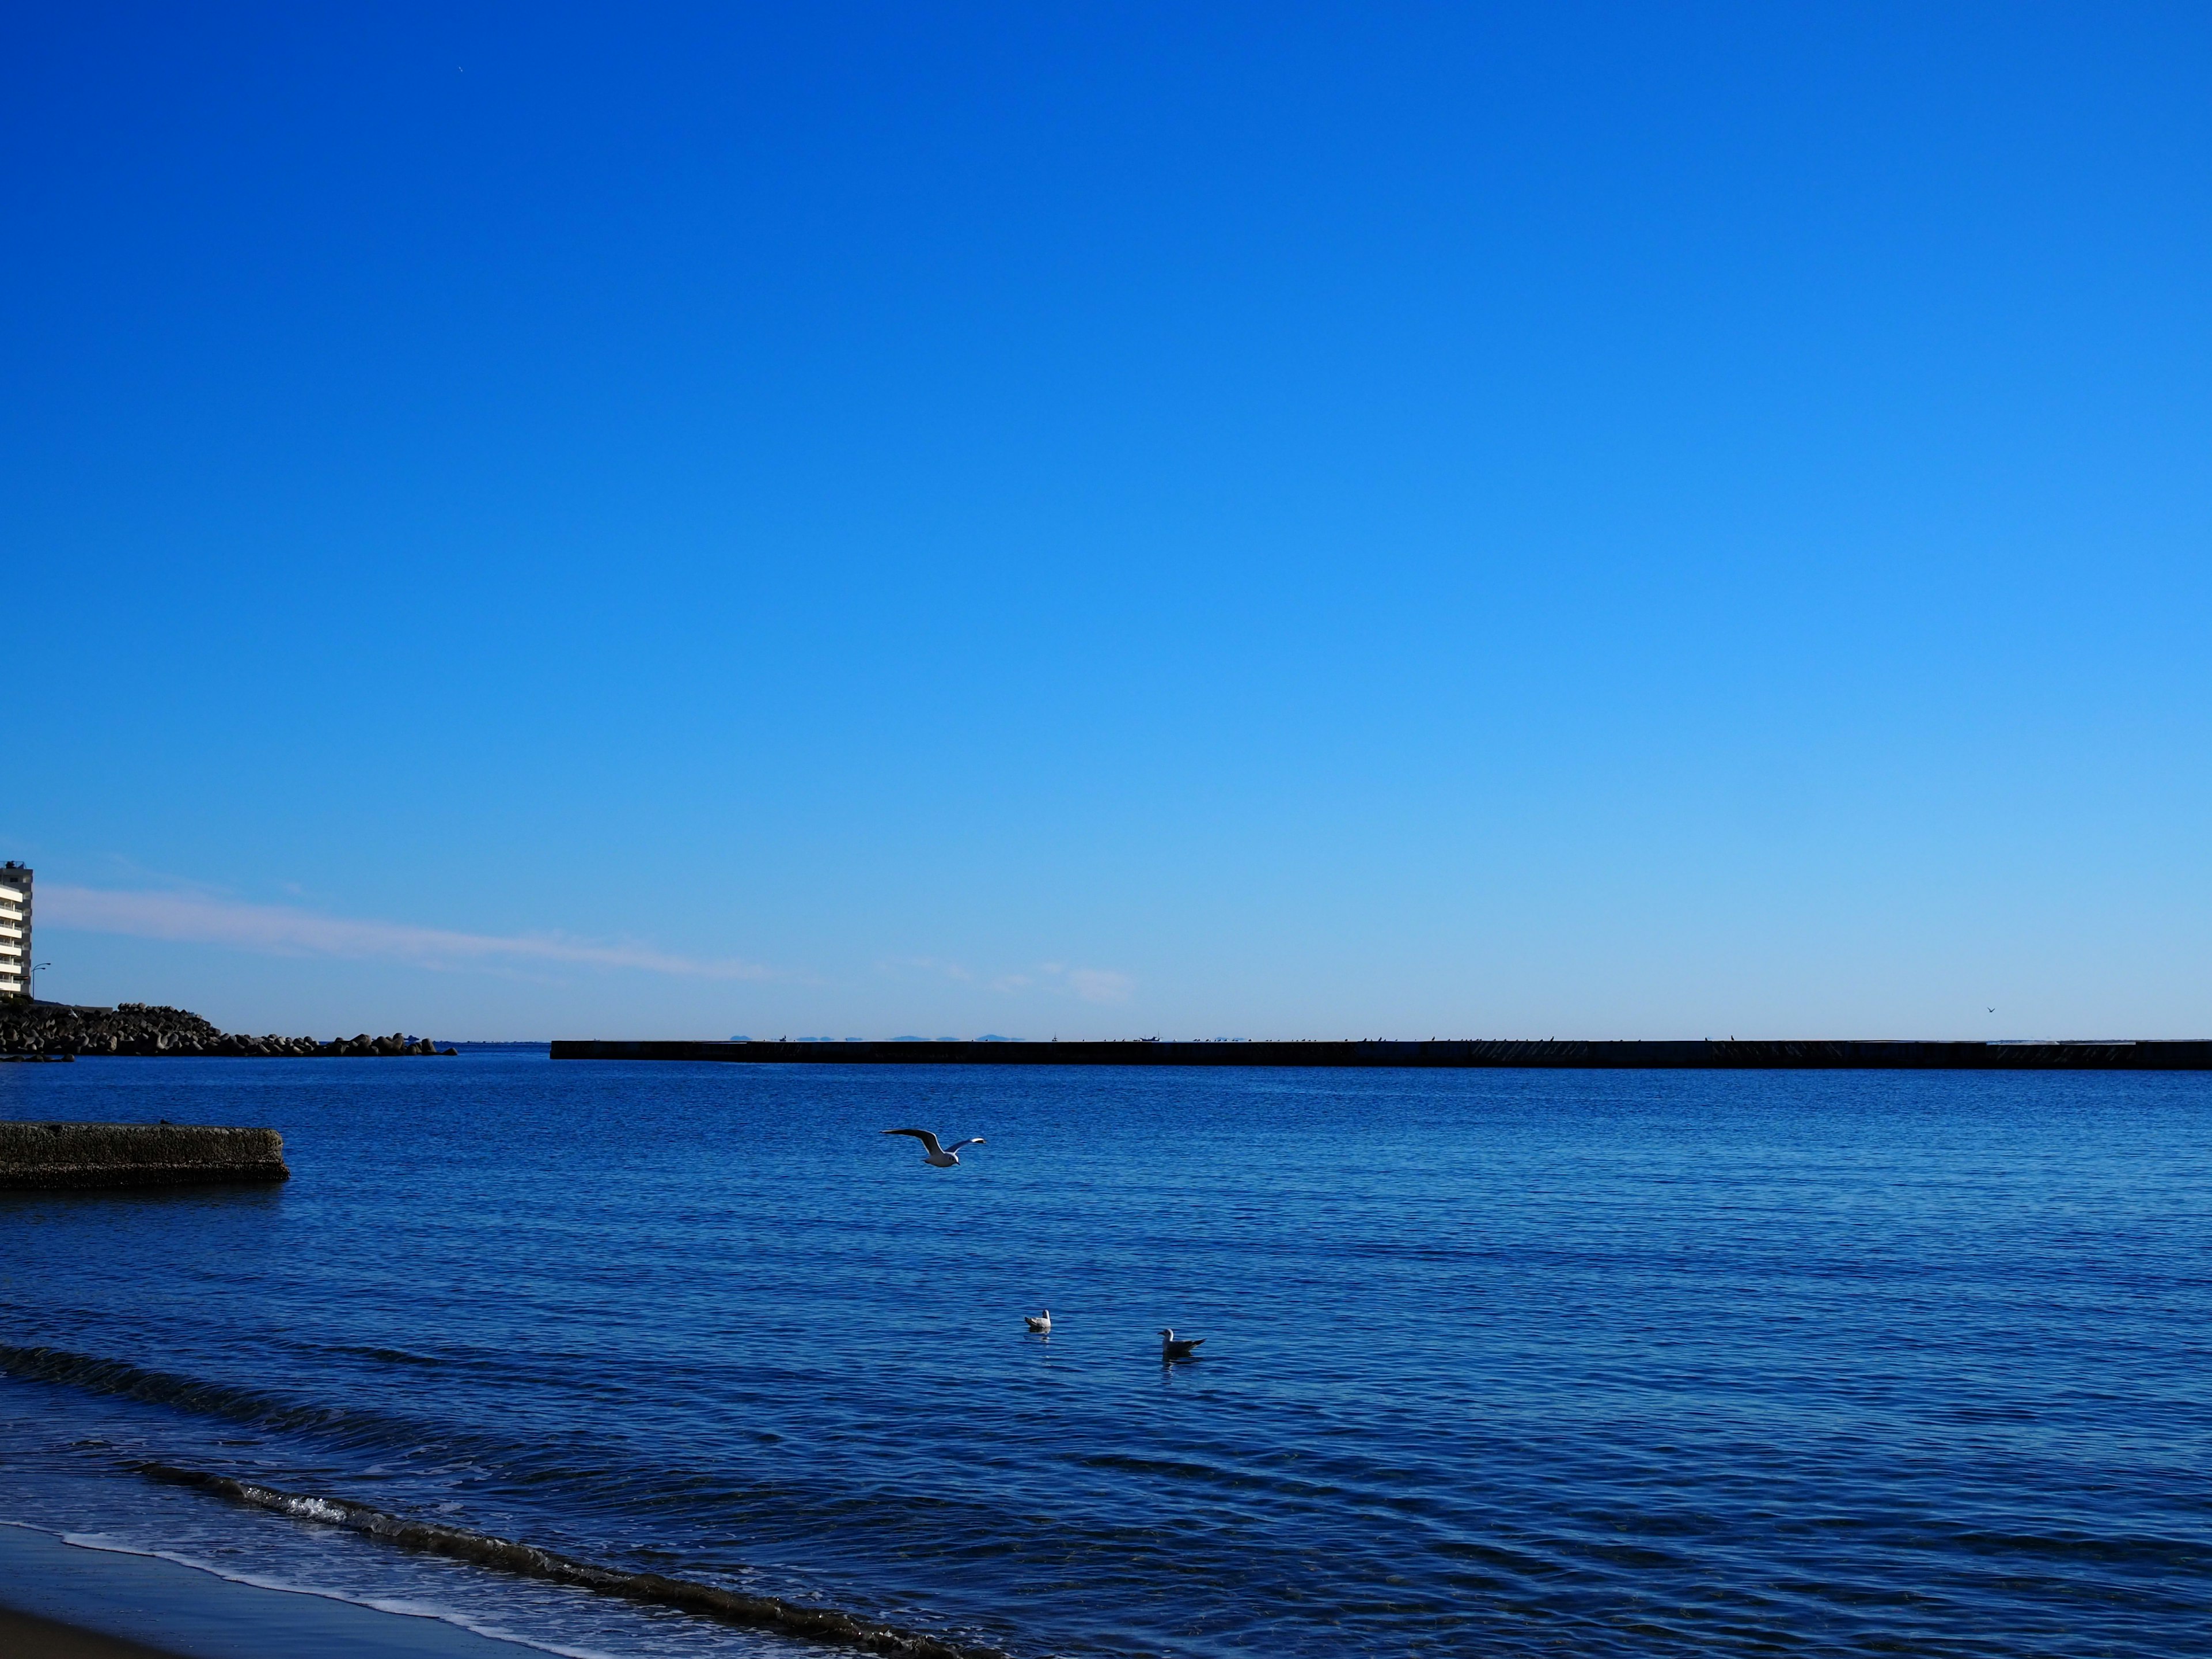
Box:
1160, 1328, 1205, 1363
882, 1128, 985, 1168
1025, 1309, 1051, 1334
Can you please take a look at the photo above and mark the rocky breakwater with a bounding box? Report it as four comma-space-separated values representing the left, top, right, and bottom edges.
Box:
0, 1001, 456, 1058
0, 1121, 290, 1188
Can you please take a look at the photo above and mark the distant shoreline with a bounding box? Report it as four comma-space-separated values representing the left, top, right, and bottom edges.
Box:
552, 1037, 2212, 1070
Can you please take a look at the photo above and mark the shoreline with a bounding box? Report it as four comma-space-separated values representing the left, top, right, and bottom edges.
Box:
0, 1522, 552, 1659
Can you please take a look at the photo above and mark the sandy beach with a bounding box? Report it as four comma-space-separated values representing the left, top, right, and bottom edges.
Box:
0, 1606, 186, 1659
0, 1520, 538, 1659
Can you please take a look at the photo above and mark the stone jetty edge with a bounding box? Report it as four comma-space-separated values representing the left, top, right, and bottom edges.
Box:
553, 1037, 2212, 1069
0, 1122, 290, 1189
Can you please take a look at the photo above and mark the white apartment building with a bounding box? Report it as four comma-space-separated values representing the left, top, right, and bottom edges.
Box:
0, 861, 30, 998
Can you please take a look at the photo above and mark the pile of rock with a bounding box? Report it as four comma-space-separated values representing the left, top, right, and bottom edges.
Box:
0, 1001, 455, 1058
318, 1032, 450, 1057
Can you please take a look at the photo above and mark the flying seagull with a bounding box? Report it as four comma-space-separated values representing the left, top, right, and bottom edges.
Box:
1025, 1309, 1052, 1334
1160, 1328, 1205, 1363
882, 1128, 985, 1168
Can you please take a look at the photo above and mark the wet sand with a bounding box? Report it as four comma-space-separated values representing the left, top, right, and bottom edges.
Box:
0, 1520, 540, 1659
0, 1605, 187, 1659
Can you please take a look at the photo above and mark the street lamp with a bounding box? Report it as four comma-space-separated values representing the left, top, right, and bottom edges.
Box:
31, 962, 51, 1001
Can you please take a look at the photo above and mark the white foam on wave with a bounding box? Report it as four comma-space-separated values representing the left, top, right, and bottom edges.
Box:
0, 1389, 801, 1659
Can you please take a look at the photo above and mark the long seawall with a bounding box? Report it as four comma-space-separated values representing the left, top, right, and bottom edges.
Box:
551, 1038, 2212, 1070
0, 1123, 290, 1188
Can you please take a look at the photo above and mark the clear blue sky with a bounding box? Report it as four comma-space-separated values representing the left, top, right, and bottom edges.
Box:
6, 3, 2208, 1040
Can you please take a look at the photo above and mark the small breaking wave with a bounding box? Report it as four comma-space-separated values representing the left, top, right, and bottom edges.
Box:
135, 1462, 1006, 1659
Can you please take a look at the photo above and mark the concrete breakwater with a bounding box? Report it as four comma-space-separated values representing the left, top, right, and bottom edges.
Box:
0, 1001, 454, 1058
554, 1037, 2212, 1070
0, 1122, 290, 1188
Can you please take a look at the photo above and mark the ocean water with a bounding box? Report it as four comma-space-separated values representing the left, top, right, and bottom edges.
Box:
2, 1054, 2208, 1657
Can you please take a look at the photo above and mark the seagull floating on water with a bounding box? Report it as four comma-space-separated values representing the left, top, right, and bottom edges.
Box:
882, 1128, 985, 1168
1160, 1328, 1205, 1363
1025, 1309, 1051, 1334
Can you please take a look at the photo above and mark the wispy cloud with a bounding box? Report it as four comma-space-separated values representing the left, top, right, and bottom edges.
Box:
879, 956, 976, 982
1066, 968, 1134, 1004
878, 954, 1134, 1003
41, 885, 775, 980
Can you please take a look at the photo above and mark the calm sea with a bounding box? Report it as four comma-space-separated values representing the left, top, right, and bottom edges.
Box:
2, 1055, 2207, 1657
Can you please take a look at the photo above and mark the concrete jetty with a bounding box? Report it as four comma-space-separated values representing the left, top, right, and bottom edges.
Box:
552, 1037, 2212, 1070
0, 1123, 290, 1189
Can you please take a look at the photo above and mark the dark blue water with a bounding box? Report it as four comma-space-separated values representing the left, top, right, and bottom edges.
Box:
3, 1056, 2209, 1657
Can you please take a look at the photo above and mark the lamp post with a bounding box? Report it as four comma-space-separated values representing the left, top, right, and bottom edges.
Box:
31, 962, 51, 1001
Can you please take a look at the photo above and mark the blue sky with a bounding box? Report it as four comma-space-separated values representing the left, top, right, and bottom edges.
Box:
5, 2, 2209, 1040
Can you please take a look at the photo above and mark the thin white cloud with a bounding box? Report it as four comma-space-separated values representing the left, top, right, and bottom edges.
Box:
877, 956, 976, 982
1067, 967, 1134, 1004
41, 884, 774, 980
876, 955, 1133, 1003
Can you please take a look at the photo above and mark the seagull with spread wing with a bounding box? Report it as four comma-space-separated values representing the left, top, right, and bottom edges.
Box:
882, 1127, 986, 1168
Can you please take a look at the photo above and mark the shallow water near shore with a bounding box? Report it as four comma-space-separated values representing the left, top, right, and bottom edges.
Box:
2, 1054, 2209, 1657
